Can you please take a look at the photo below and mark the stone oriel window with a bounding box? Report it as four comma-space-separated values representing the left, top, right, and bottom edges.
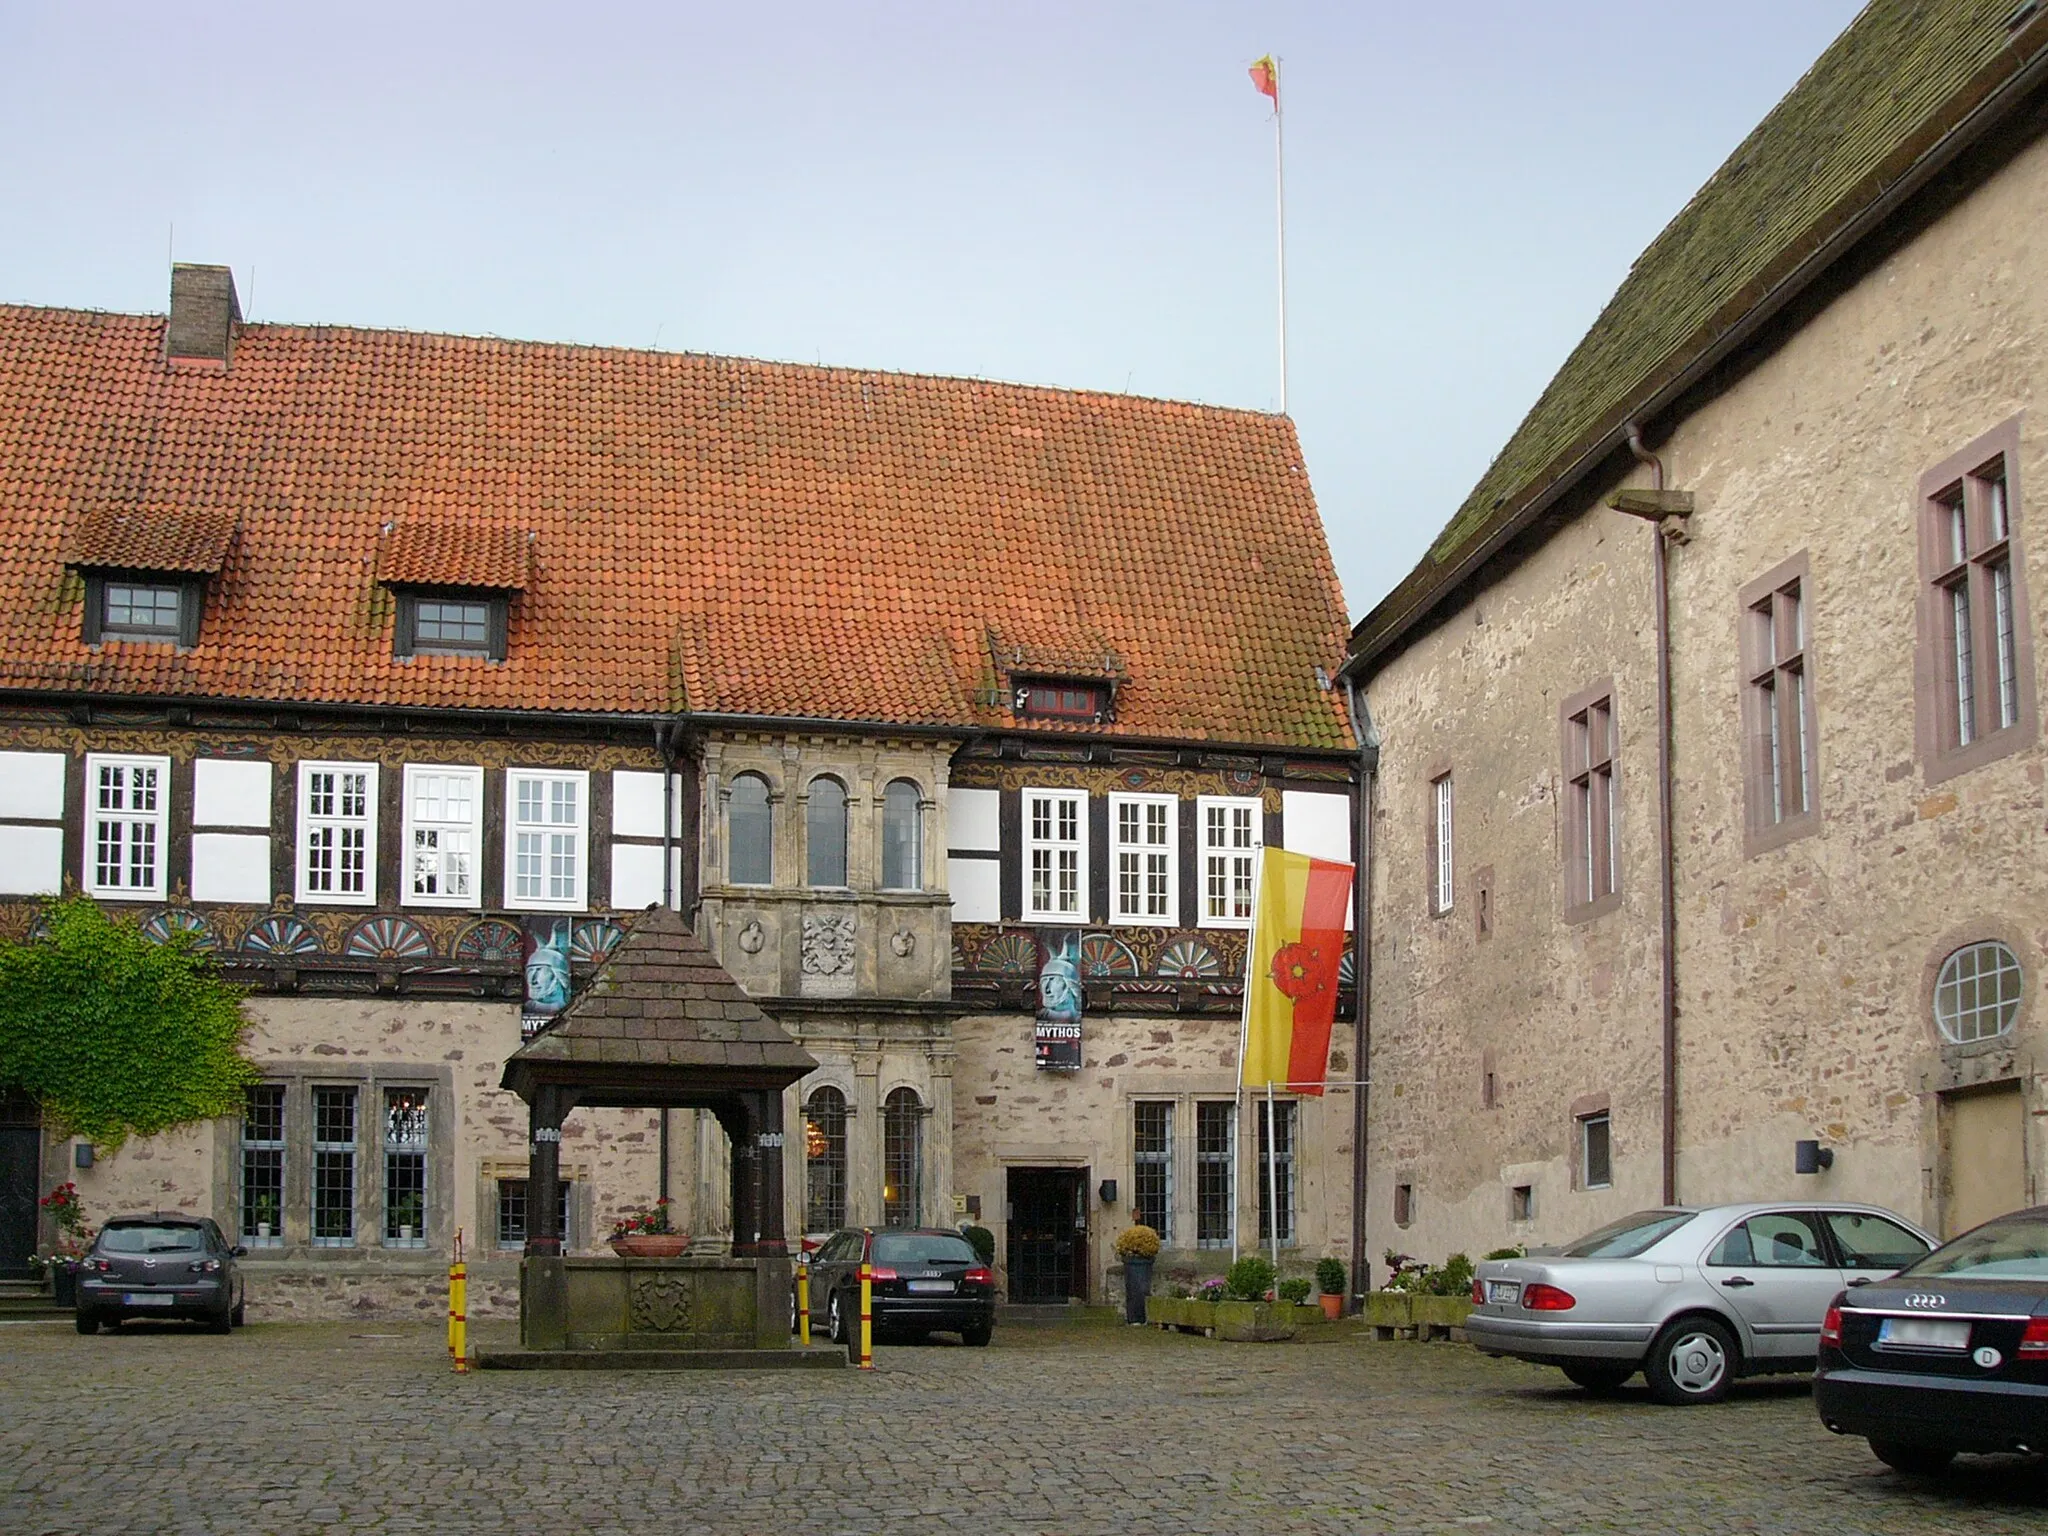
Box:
1560, 683, 1619, 922
1917, 416, 2035, 783
1740, 553, 1819, 856
880, 779, 923, 891
805, 775, 849, 889
726, 772, 773, 886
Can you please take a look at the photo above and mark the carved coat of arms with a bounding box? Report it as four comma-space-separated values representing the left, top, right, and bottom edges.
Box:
801, 914, 856, 976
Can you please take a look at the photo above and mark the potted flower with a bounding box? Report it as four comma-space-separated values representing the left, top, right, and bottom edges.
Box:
251, 1193, 280, 1241
1315, 1256, 1346, 1320
1113, 1224, 1161, 1323
35, 1183, 93, 1306
390, 1192, 423, 1243
608, 1197, 689, 1258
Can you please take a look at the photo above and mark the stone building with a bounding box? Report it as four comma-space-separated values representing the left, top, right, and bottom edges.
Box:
1342, 0, 2048, 1269
0, 268, 1359, 1312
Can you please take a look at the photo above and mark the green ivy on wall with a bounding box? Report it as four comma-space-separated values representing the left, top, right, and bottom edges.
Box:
0, 899, 258, 1150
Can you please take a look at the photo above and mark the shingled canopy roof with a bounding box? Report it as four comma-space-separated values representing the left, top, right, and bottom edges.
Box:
1351, 0, 2048, 668
502, 906, 815, 1107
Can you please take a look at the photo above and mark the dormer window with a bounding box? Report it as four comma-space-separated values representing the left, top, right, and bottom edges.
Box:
377, 520, 529, 664
89, 576, 199, 645
1014, 679, 1110, 722
68, 505, 237, 650
397, 594, 503, 658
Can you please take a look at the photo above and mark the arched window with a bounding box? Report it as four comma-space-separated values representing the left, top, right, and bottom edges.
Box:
806, 776, 848, 888
883, 1087, 923, 1227
727, 774, 773, 886
882, 779, 922, 891
1934, 941, 2023, 1044
803, 1086, 848, 1233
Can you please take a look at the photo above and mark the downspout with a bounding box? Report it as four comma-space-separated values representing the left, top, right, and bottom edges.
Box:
1622, 424, 1680, 1207
1343, 679, 1379, 1305
656, 721, 682, 1206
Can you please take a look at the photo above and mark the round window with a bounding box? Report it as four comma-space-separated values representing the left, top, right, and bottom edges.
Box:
1933, 941, 2024, 1045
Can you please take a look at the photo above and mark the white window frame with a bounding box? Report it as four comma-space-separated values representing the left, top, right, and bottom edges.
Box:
1109, 792, 1178, 927
296, 761, 379, 906
1579, 1112, 1613, 1191
1196, 794, 1262, 929
401, 764, 484, 908
504, 768, 588, 912
1023, 787, 1089, 923
85, 752, 170, 900
1433, 774, 1455, 914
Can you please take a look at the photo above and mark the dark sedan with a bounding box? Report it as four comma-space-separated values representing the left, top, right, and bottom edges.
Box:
1815, 1205, 2048, 1473
803, 1227, 995, 1347
76, 1215, 246, 1334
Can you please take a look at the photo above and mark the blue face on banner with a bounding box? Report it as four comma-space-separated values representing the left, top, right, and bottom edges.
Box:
1038, 932, 1082, 1023
525, 922, 571, 1012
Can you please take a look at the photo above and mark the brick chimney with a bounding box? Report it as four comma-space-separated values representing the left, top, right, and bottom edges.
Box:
166, 263, 242, 365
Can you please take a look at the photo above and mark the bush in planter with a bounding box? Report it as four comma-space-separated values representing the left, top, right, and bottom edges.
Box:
1277, 1276, 1312, 1305
1315, 1257, 1346, 1296
1225, 1254, 1276, 1301
1433, 1253, 1475, 1298
1113, 1223, 1161, 1261
962, 1225, 996, 1266
1485, 1245, 1525, 1261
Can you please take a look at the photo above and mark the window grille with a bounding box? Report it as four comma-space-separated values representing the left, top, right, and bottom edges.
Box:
383, 1088, 429, 1246
1024, 789, 1088, 921
103, 581, 183, 637
1132, 1101, 1173, 1243
1111, 795, 1177, 925
507, 770, 586, 909
1195, 1100, 1234, 1249
240, 1086, 286, 1245
805, 1087, 849, 1233
1431, 775, 1454, 914
1920, 433, 2032, 774
1198, 796, 1261, 927
299, 763, 377, 904
806, 777, 849, 888
87, 754, 168, 898
414, 598, 491, 652
881, 780, 922, 891
883, 1088, 923, 1227
311, 1085, 358, 1246
1934, 941, 2023, 1045
496, 1179, 572, 1250
1255, 1099, 1296, 1245
404, 765, 481, 904
727, 773, 773, 886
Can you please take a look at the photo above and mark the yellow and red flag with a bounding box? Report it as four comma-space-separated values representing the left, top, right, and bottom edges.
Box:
1248, 54, 1278, 103
1240, 847, 1353, 1095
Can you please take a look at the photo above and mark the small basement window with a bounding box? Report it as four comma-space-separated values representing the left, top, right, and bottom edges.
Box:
1013, 679, 1109, 722
394, 592, 507, 661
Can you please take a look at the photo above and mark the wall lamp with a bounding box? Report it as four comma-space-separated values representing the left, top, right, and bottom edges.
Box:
1098, 1179, 1118, 1205
1794, 1139, 1834, 1175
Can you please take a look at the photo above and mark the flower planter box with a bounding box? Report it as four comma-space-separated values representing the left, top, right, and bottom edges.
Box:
1363, 1291, 1413, 1338
1364, 1291, 1473, 1340
1409, 1295, 1474, 1340
1145, 1295, 1299, 1342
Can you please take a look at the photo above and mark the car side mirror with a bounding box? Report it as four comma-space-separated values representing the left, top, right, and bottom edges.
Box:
231, 1245, 248, 1258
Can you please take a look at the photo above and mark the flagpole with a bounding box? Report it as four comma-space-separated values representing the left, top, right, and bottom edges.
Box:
1273, 56, 1288, 415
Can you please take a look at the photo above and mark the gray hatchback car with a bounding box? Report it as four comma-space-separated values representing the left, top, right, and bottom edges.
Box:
75, 1215, 247, 1334
1467, 1202, 1934, 1404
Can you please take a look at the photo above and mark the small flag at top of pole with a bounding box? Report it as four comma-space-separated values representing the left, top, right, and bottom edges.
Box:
1249, 54, 1278, 104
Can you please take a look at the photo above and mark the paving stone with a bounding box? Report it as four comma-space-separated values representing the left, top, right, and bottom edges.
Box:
0, 1321, 2043, 1533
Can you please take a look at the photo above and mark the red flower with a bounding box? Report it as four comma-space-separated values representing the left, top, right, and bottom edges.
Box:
1269, 941, 1330, 1002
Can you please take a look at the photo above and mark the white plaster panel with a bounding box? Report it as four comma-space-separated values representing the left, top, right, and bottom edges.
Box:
191, 833, 272, 903
947, 788, 1001, 852
610, 842, 680, 911
0, 824, 64, 894
611, 770, 680, 839
949, 858, 1001, 922
0, 751, 66, 820
1281, 791, 1352, 863
193, 759, 273, 828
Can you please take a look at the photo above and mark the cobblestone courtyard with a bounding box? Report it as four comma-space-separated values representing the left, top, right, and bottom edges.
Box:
3, 1318, 2045, 1535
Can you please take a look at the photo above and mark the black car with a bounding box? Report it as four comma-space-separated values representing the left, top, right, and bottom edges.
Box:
1815, 1205, 2048, 1473
802, 1227, 995, 1347
75, 1215, 247, 1335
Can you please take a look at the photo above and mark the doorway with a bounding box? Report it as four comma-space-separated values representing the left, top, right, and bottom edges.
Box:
1005, 1166, 1088, 1303
0, 1090, 42, 1281
1940, 1081, 2028, 1238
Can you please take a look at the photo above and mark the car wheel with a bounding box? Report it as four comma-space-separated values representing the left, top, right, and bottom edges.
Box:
828, 1290, 846, 1345
207, 1303, 233, 1335
75, 1311, 98, 1335
1644, 1316, 1737, 1406
1869, 1440, 1956, 1476
1560, 1363, 1632, 1394
231, 1298, 246, 1327
962, 1323, 992, 1347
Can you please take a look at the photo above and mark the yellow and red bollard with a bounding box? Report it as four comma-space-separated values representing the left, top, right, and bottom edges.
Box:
856, 1260, 874, 1370
795, 1256, 811, 1346
448, 1228, 469, 1373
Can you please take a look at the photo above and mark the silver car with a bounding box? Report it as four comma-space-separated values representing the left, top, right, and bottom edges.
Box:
1467, 1202, 1935, 1405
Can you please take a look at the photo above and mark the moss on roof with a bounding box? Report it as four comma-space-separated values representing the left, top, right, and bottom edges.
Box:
1355, 0, 2048, 663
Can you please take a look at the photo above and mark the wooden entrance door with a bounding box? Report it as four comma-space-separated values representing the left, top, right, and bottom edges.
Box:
0, 1091, 42, 1280
1006, 1167, 1088, 1303
1941, 1081, 2028, 1238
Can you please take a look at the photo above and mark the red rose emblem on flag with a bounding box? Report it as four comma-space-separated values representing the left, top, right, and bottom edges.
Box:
1269, 940, 1329, 1001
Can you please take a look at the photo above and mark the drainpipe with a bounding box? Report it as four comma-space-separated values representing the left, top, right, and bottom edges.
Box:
1343, 678, 1379, 1304
1616, 424, 1691, 1207
656, 721, 685, 1206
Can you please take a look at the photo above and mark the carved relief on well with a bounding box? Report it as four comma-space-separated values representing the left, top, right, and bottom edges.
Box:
628, 1271, 693, 1334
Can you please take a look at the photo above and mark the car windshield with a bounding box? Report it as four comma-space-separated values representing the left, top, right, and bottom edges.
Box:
1557, 1210, 1695, 1259
1901, 1216, 2048, 1281
871, 1234, 977, 1266
100, 1224, 206, 1255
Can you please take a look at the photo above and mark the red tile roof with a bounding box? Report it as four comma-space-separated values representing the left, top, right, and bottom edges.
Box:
379, 520, 529, 591
67, 503, 238, 574
0, 307, 1352, 747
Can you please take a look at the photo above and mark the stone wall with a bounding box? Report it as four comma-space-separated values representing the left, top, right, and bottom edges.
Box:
1360, 117, 2048, 1265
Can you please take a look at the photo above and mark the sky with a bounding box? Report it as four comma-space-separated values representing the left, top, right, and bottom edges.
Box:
0, 1, 1866, 621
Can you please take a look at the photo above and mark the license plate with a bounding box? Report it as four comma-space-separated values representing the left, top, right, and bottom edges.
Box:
123, 1293, 175, 1307
1486, 1281, 1520, 1305
907, 1280, 955, 1294
1878, 1317, 1970, 1350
